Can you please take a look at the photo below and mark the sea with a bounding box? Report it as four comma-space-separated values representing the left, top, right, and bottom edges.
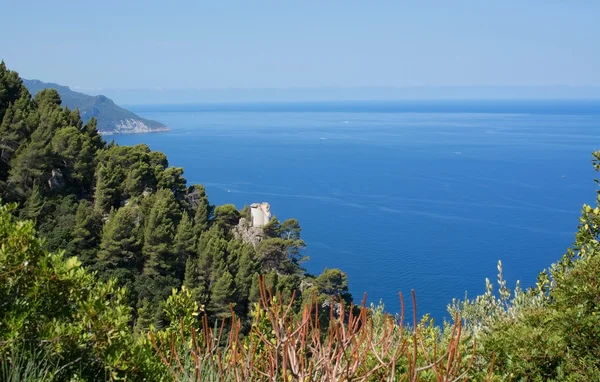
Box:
113, 100, 600, 322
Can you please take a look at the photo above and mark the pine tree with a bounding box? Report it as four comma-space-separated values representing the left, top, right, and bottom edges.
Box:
7, 105, 61, 196
0, 61, 28, 119
97, 204, 143, 294
0, 92, 37, 181
198, 232, 229, 288
19, 183, 45, 223
68, 107, 83, 129
193, 227, 228, 309
123, 160, 153, 199
173, 212, 196, 278
183, 257, 198, 290
249, 273, 261, 304
142, 189, 181, 277
233, 242, 259, 316
213, 204, 240, 231
157, 166, 187, 199
134, 298, 154, 335
36, 195, 79, 255
209, 270, 236, 319
34, 88, 62, 110
82, 117, 105, 151
134, 189, 183, 318
51, 126, 95, 190
193, 185, 210, 235
70, 200, 102, 266
93, 163, 121, 213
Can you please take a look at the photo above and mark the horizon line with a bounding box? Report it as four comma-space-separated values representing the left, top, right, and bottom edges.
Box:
72, 84, 600, 92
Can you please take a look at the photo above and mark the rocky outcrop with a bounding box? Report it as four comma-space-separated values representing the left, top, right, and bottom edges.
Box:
235, 202, 273, 246
233, 217, 264, 248
48, 169, 65, 191
102, 119, 170, 135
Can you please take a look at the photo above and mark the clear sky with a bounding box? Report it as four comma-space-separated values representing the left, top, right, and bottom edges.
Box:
0, 0, 598, 90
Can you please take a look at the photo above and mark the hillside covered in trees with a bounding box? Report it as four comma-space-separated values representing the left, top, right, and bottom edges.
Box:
1, 61, 599, 381
0, 61, 349, 329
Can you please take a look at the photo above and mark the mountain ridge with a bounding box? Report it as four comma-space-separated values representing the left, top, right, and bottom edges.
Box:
23, 79, 169, 135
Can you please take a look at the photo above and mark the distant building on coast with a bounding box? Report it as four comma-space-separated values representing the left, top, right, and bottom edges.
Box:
250, 202, 271, 227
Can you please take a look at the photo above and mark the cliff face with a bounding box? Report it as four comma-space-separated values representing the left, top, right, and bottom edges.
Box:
23, 79, 169, 135
233, 217, 265, 248
103, 118, 170, 135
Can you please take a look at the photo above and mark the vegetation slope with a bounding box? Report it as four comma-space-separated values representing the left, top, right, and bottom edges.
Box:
1, 61, 599, 381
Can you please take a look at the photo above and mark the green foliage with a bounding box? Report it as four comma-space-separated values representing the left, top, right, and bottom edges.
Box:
209, 270, 236, 319
0, 84, 37, 182
93, 163, 121, 213
313, 267, 353, 306
51, 125, 95, 190
70, 199, 103, 266
157, 166, 187, 198
257, 217, 307, 273
0, 63, 352, 379
142, 188, 181, 277
36, 195, 79, 255
164, 286, 200, 329
192, 185, 210, 234
0, 345, 59, 382
18, 183, 45, 222
0, 202, 134, 380
173, 212, 196, 278
213, 203, 240, 231
6, 103, 58, 196
97, 203, 144, 295
0, 61, 27, 119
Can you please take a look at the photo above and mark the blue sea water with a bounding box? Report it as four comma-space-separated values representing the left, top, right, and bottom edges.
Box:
114, 100, 600, 321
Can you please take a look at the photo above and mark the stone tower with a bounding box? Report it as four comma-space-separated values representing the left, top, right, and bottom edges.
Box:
250, 202, 271, 227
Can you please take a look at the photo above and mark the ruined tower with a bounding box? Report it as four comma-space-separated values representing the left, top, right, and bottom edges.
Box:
250, 202, 271, 227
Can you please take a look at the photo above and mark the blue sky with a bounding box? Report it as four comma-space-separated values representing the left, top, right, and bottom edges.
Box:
0, 0, 598, 90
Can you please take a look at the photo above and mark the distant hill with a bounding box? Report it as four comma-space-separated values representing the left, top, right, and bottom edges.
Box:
23, 79, 169, 135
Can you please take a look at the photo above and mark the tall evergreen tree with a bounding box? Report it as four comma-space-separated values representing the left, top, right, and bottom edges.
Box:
135, 189, 183, 317
142, 188, 181, 277
93, 163, 121, 213
51, 126, 95, 191
0, 92, 37, 181
173, 212, 196, 278
0, 61, 27, 119
7, 91, 64, 197
97, 204, 143, 295
67, 107, 83, 129
183, 257, 198, 291
231, 241, 259, 315
157, 166, 187, 199
209, 270, 236, 320
37, 195, 79, 254
193, 185, 210, 235
18, 183, 45, 223
70, 200, 103, 266
82, 117, 105, 151
134, 298, 154, 335
193, 227, 228, 308
213, 204, 240, 230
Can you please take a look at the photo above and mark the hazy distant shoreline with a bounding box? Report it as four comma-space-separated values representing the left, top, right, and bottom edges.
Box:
127, 99, 600, 115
